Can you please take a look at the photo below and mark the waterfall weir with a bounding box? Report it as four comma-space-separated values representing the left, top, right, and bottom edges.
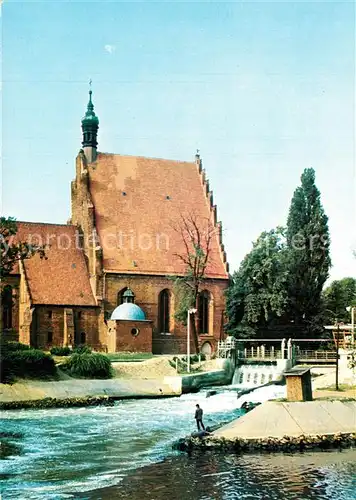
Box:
231, 363, 284, 388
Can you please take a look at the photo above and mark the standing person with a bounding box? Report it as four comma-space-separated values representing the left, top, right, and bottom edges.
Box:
195, 404, 205, 431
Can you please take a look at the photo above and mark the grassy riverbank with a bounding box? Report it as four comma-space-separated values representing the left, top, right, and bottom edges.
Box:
106, 352, 155, 362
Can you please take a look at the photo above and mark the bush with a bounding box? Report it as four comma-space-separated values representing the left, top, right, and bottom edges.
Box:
1, 348, 56, 383
1, 341, 32, 352
64, 353, 112, 379
179, 354, 206, 364
192, 353, 206, 362
169, 355, 204, 374
50, 346, 71, 356
72, 344, 92, 354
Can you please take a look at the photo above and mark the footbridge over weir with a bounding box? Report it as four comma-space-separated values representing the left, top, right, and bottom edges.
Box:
217, 338, 337, 365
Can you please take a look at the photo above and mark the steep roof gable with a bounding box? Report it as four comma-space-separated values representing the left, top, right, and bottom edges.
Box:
87, 153, 228, 278
15, 222, 96, 306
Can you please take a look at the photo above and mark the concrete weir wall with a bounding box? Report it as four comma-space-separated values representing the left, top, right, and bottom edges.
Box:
182, 370, 232, 393
0, 378, 182, 404
0, 360, 234, 407
182, 359, 234, 393
0, 371, 231, 405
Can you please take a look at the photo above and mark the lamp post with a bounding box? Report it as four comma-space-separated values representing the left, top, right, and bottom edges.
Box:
187, 308, 197, 373
325, 309, 340, 391
335, 321, 340, 391
346, 306, 355, 347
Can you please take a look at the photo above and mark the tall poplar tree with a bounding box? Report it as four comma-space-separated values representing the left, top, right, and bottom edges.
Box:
286, 168, 331, 334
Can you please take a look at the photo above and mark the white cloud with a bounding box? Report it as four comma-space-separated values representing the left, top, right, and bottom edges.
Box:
104, 44, 116, 54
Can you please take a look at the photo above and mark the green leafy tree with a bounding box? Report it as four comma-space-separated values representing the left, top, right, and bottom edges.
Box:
226, 227, 289, 338
322, 277, 356, 324
0, 217, 45, 279
286, 168, 331, 335
172, 279, 195, 325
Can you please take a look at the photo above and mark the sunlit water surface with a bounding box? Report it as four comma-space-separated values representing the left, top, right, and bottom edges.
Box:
1, 385, 355, 499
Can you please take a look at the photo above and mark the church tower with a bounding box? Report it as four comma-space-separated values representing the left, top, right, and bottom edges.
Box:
81, 89, 99, 163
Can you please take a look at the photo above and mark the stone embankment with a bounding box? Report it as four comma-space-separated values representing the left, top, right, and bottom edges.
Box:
179, 431, 356, 454
0, 377, 181, 410
0, 358, 234, 409
0, 395, 115, 410
177, 400, 356, 454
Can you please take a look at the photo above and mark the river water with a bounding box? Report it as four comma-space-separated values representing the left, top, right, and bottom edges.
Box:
1, 385, 356, 499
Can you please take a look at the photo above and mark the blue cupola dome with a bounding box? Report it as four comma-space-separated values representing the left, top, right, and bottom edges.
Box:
110, 303, 146, 321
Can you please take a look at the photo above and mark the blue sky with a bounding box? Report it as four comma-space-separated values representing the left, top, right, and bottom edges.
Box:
2, 0, 355, 281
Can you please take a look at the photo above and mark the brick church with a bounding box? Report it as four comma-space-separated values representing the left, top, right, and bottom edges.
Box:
2, 91, 229, 354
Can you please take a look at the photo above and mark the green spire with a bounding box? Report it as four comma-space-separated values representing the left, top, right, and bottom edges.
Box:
82, 91, 98, 123
81, 89, 99, 148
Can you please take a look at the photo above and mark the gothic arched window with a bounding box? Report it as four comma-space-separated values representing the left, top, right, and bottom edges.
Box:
158, 289, 170, 333
198, 290, 210, 334
2, 285, 13, 329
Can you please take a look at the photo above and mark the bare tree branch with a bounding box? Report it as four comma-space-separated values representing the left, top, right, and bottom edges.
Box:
171, 211, 217, 352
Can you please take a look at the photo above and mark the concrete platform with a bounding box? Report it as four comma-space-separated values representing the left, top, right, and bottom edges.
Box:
213, 400, 356, 440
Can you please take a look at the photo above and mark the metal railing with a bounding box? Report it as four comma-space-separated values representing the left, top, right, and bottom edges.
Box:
217, 339, 236, 358
217, 339, 338, 363
238, 348, 282, 360
296, 350, 337, 361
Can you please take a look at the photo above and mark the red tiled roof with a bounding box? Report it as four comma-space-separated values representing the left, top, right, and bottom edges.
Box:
88, 153, 228, 279
14, 222, 96, 306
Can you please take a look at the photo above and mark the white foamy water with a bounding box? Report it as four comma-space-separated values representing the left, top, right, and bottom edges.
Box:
232, 363, 283, 387
236, 383, 285, 407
